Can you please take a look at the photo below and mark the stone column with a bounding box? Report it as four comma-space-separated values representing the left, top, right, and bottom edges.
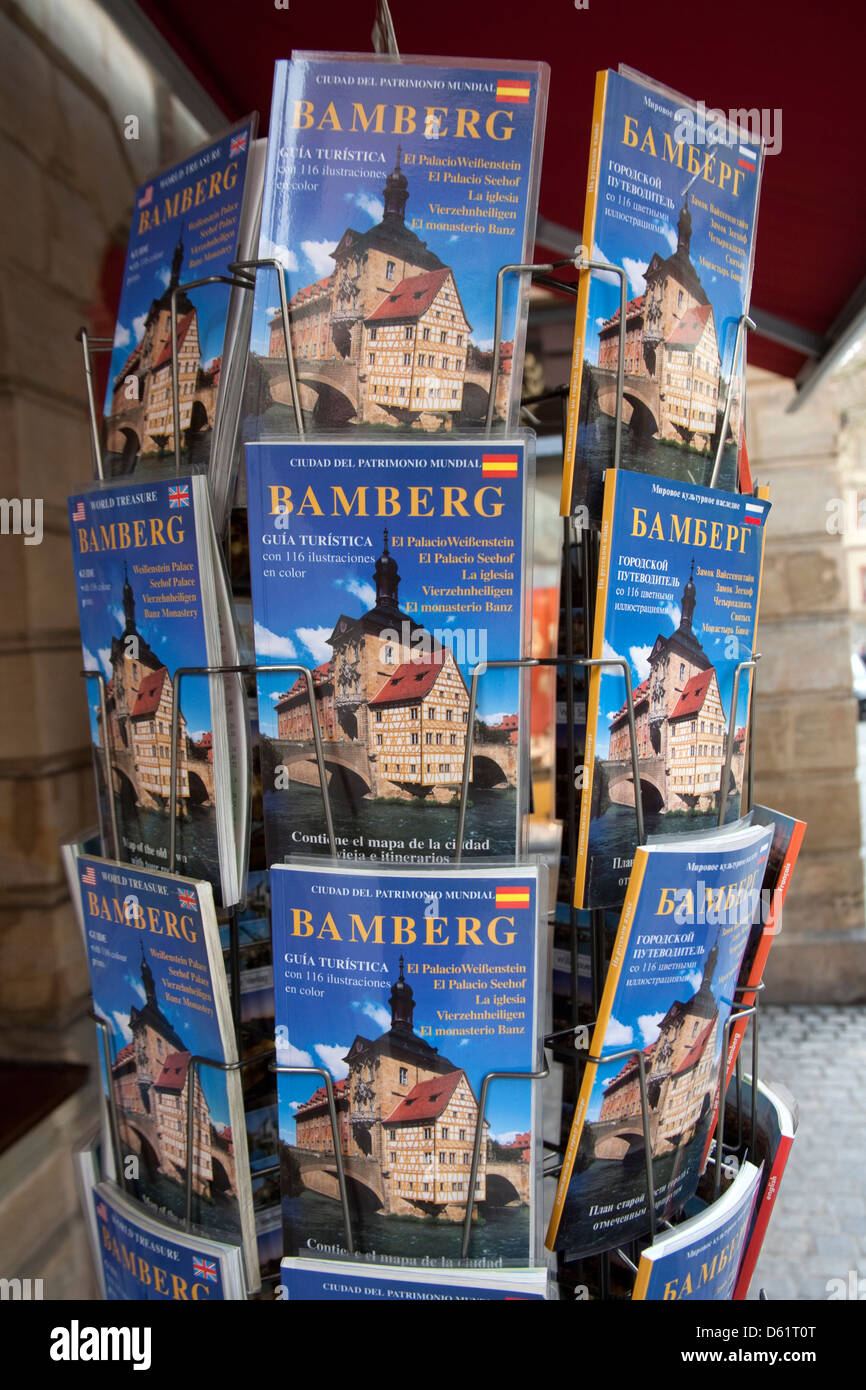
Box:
747, 367, 866, 1001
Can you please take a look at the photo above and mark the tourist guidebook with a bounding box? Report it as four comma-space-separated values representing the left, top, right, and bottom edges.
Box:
546, 822, 773, 1256
69, 474, 249, 906
631, 1158, 761, 1300
576, 468, 770, 909
88, 1180, 248, 1301
729, 1076, 798, 1300
561, 67, 764, 518
245, 439, 531, 864
103, 118, 263, 528
247, 53, 547, 436
271, 861, 543, 1268
77, 855, 259, 1288
279, 1257, 548, 1300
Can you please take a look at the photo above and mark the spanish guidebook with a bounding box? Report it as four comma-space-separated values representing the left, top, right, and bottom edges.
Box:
76, 854, 259, 1288
69, 473, 249, 906
245, 438, 531, 864
279, 1257, 548, 1299
270, 860, 543, 1268
546, 821, 772, 1256
102, 118, 263, 530
246, 53, 547, 436
561, 66, 764, 519
576, 467, 769, 909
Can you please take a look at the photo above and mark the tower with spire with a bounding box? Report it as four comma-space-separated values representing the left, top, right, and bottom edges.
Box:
607, 562, 728, 813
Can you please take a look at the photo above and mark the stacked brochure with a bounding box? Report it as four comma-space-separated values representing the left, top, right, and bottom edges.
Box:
547, 820, 772, 1256
727, 1075, 798, 1300
561, 66, 764, 518
280, 1257, 549, 1300
83, 1177, 248, 1301
69, 473, 249, 906
74, 854, 259, 1289
245, 437, 533, 864
102, 118, 266, 533
247, 53, 548, 436
631, 1159, 762, 1300
271, 860, 545, 1269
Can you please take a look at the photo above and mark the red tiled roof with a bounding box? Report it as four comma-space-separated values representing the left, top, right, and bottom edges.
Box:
602, 294, 645, 328
130, 667, 167, 719
669, 669, 716, 721
366, 267, 452, 324
297, 1078, 348, 1113
113, 1042, 134, 1066
383, 1070, 464, 1125
153, 311, 194, 369
286, 276, 331, 313
674, 1015, 716, 1075
370, 653, 448, 707
666, 304, 713, 350
155, 1050, 191, 1091
734, 725, 746, 745
609, 676, 648, 727
493, 714, 519, 730
277, 661, 331, 705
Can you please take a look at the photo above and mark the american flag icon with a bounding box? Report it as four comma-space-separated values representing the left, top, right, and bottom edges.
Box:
81, 864, 96, 886
138, 185, 153, 208
192, 1257, 218, 1283
230, 132, 248, 157
178, 888, 197, 909
72, 500, 86, 522
168, 484, 189, 509
96, 1202, 109, 1222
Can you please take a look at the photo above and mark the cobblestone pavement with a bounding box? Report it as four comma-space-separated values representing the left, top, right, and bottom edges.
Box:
747, 1004, 866, 1302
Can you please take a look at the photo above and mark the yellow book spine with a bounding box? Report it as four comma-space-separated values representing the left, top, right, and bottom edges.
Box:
560, 70, 608, 517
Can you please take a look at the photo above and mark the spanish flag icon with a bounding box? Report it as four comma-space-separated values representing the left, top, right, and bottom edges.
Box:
482, 452, 519, 478
495, 885, 532, 910
496, 79, 531, 104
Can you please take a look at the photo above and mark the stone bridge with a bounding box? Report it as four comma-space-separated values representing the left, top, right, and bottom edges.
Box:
593, 366, 661, 438
102, 740, 215, 811
268, 357, 497, 427
601, 755, 668, 814
294, 1150, 530, 1209
273, 737, 517, 796
588, 1112, 660, 1163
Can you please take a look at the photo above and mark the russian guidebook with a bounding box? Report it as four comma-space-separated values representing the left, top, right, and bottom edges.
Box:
103, 118, 263, 529
631, 1159, 761, 1300
68, 473, 249, 906
546, 821, 772, 1256
730, 1077, 797, 1300
561, 67, 764, 518
247, 53, 547, 435
77, 854, 259, 1288
279, 1257, 548, 1299
576, 468, 769, 909
271, 861, 543, 1268
88, 1181, 248, 1300
245, 438, 531, 863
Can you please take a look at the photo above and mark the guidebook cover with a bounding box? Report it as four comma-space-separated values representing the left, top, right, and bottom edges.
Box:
69, 474, 245, 900
576, 468, 770, 908
729, 1076, 797, 1300
632, 1159, 761, 1300
271, 861, 542, 1267
546, 822, 772, 1256
103, 119, 255, 476
77, 855, 258, 1287
246, 438, 530, 863
279, 1257, 548, 1299
247, 53, 547, 435
561, 67, 764, 517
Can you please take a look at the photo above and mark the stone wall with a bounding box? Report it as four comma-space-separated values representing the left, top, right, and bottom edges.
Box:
748, 367, 866, 1002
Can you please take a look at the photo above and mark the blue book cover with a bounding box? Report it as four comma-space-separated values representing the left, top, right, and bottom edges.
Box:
77, 854, 258, 1287
632, 1159, 762, 1300
279, 1258, 547, 1300
547, 822, 772, 1256
103, 119, 255, 477
245, 438, 531, 863
577, 468, 770, 908
68, 474, 246, 903
271, 861, 542, 1267
92, 1182, 245, 1300
562, 66, 764, 515
247, 54, 547, 434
